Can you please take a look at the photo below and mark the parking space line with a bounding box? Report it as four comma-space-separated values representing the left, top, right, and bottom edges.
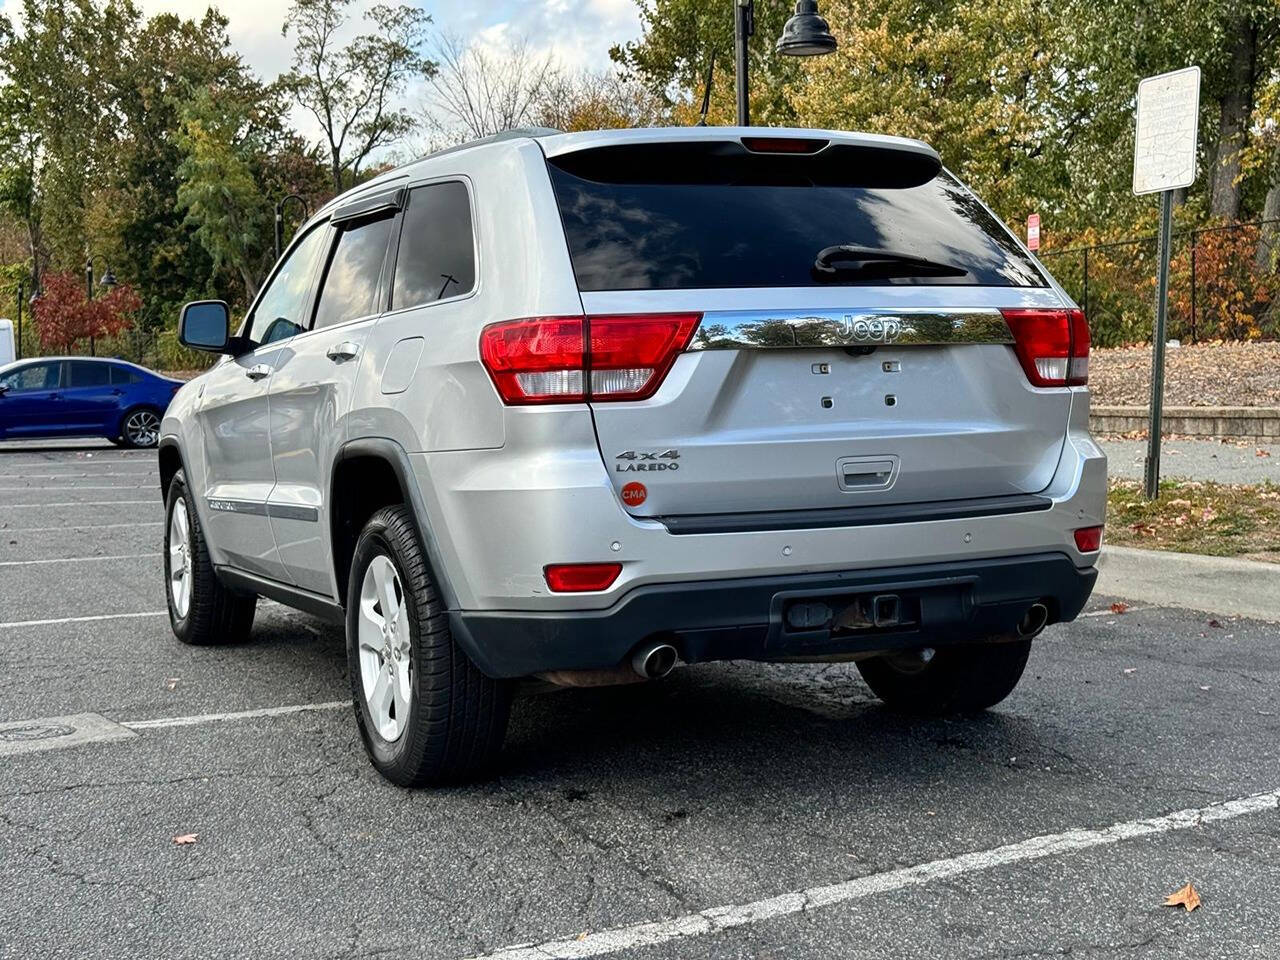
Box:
2, 521, 164, 532
3, 504, 158, 512
0, 611, 167, 630
468, 788, 1280, 960
0, 553, 160, 567
0, 485, 154, 491
121, 701, 348, 730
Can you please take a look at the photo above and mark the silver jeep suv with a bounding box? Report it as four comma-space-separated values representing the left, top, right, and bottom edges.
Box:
160, 127, 1106, 786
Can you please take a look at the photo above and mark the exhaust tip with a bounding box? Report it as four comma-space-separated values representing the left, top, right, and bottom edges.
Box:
1016, 603, 1050, 639
632, 642, 678, 679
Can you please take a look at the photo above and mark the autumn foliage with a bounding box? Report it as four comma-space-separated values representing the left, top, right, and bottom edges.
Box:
31, 272, 141, 352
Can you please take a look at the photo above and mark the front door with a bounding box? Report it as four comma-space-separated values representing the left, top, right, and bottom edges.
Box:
268, 205, 399, 596
0, 360, 65, 437
197, 221, 331, 582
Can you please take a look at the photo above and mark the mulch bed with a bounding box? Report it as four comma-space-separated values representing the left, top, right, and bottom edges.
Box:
1090, 342, 1280, 407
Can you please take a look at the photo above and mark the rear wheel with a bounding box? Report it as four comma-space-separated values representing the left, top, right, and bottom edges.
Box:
165, 470, 257, 645
347, 505, 512, 787
120, 407, 161, 448
856, 639, 1033, 714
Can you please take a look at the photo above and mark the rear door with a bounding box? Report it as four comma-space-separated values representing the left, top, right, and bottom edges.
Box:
61, 360, 119, 435
542, 137, 1082, 520
267, 191, 400, 596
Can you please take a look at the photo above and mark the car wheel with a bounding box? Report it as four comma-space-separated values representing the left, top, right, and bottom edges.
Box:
165, 469, 257, 646
347, 505, 512, 787
856, 639, 1033, 714
120, 407, 162, 448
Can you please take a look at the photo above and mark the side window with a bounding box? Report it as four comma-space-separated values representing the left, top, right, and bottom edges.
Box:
391, 181, 476, 310
313, 215, 396, 330
0, 362, 60, 393
247, 224, 331, 345
110, 366, 141, 386
67, 361, 111, 389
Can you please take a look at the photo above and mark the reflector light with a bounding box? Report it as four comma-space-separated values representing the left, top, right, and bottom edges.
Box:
544, 563, 623, 593
999, 307, 1090, 387
1073, 526, 1104, 553
480, 313, 701, 405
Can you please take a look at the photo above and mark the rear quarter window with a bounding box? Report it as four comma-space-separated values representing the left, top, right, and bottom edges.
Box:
547, 146, 1044, 291
391, 181, 476, 310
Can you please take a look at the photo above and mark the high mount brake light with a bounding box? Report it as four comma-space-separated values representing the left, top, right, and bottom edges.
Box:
740, 136, 829, 154
479, 314, 701, 405
1000, 307, 1090, 387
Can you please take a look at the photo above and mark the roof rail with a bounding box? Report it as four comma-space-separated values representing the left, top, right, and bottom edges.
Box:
415, 127, 564, 164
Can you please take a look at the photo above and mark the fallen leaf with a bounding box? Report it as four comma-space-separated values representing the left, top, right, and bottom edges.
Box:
173, 833, 199, 845
1110, 602, 1130, 614
1208, 619, 1223, 628
1123, 668, 1137, 675
1257, 449, 1272, 458
1163, 883, 1201, 913
575, 932, 590, 941
164, 678, 180, 691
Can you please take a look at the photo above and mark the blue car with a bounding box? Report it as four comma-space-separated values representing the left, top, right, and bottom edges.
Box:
0, 357, 183, 448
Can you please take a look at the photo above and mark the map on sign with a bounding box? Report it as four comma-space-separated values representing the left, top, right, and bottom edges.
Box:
1133, 66, 1201, 196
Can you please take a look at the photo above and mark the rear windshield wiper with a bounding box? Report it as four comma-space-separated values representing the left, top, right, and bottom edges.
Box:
812, 245, 970, 282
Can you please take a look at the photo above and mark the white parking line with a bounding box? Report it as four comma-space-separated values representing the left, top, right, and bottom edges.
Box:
0, 485, 153, 492
122, 701, 348, 730
4, 500, 158, 508
468, 788, 1280, 960
0, 553, 160, 567
0, 611, 167, 630
2, 522, 164, 532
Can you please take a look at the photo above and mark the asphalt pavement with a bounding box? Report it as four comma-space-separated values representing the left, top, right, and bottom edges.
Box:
2, 440, 1279, 960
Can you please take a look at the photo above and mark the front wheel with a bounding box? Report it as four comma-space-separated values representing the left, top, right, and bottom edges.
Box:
120, 407, 161, 448
856, 639, 1033, 715
165, 470, 257, 645
347, 505, 512, 787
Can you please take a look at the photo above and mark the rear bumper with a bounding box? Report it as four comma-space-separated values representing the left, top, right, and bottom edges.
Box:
451, 552, 1097, 678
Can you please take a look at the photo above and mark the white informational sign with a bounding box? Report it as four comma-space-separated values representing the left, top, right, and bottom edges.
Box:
1026, 214, 1041, 251
1133, 66, 1201, 196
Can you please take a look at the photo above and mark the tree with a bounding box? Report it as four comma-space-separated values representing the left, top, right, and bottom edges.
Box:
31, 270, 141, 351
281, 0, 435, 192
424, 35, 556, 142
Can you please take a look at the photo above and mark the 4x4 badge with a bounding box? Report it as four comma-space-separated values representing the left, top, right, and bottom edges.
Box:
615, 449, 680, 472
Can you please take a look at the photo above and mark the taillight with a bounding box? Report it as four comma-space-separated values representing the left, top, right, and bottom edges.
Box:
1000, 308, 1090, 387
544, 563, 623, 593
480, 314, 700, 405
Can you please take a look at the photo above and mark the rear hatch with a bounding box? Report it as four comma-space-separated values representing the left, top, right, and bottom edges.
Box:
536, 132, 1085, 521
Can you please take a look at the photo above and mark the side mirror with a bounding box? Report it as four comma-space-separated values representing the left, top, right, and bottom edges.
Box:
178, 300, 233, 353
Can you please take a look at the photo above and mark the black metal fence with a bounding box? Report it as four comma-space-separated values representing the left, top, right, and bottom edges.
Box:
1039, 218, 1280, 347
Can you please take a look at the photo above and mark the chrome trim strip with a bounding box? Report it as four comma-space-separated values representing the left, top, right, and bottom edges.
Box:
688, 309, 1014, 350
205, 498, 319, 523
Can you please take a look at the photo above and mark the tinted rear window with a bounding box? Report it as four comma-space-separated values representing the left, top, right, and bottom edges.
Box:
547, 150, 1044, 291
67, 361, 111, 388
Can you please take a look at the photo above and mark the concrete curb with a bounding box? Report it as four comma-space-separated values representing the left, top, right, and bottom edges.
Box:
1095, 545, 1280, 622
1091, 405, 1280, 440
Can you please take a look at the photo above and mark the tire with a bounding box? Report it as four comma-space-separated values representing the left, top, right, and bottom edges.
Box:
346, 505, 512, 787
164, 469, 257, 646
856, 639, 1033, 715
120, 406, 162, 448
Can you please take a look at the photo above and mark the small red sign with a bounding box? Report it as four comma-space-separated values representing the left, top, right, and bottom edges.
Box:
1026, 213, 1041, 251
621, 482, 647, 507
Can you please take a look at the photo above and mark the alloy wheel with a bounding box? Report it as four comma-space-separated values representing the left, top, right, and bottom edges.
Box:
125, 409, 160, 447
357, 554, 413, 742
168, 498, 193, 619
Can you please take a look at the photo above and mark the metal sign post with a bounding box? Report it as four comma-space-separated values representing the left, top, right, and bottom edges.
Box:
1132, 66, 1201, 500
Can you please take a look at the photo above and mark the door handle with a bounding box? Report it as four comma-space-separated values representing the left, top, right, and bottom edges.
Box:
326, 342, 360, 362
245, 364, 272, 382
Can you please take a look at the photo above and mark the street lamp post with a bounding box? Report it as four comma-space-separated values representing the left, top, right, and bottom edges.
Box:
275, 194, 311, 262
84, 256, 118, 357
15, 279, 23, 362
734, 0, 838, 126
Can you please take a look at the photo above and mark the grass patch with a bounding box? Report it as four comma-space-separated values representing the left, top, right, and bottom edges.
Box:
1107, 479, 1280, 561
